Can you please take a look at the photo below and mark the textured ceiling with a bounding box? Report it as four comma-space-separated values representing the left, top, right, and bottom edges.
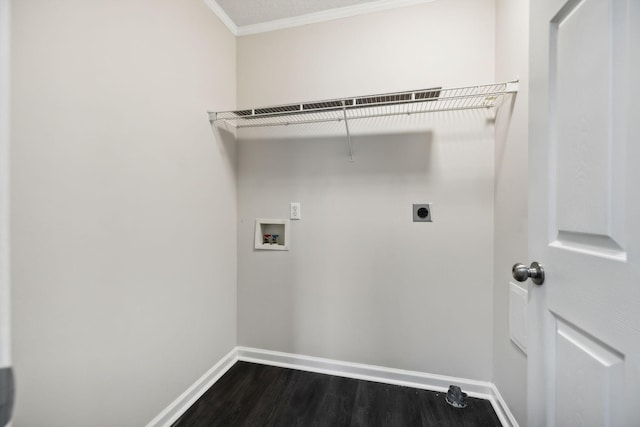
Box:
215, 0, 383, 27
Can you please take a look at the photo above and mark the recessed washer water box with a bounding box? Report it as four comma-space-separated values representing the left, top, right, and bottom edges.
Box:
254, 219, 290, 251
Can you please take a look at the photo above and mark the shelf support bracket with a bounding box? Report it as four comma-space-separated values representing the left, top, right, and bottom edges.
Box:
505, 81, 519, 93
342, 101, 354, 162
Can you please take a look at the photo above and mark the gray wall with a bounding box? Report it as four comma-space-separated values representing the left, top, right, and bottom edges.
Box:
10, 1, 237, 425
236, 0, 497, 381
0, 0, 10, 370
494, 0, 529, 425
237, 0, 495, 107
7, 1, 531, 424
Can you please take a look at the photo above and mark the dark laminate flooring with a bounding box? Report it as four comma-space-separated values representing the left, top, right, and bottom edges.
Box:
173, 361, 501, 427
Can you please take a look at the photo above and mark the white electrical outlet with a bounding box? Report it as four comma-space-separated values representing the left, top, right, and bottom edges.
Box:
290, 202, 301, 220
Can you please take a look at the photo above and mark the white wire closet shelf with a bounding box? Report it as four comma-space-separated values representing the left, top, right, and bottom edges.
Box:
209, 81, 519, 128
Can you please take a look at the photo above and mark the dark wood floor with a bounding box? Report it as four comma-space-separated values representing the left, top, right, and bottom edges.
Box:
173, 361, 501, 427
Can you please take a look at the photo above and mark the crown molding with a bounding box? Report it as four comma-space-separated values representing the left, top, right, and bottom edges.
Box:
204, 0, 434, 37
203, 0, 238, 36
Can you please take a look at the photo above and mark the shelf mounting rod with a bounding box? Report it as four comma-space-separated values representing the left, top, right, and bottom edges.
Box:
342, 101, 354, 161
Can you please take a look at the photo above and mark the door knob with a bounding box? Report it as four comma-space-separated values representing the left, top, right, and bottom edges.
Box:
512, 262, 545, 285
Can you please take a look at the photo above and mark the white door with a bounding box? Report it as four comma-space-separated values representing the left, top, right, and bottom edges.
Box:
528, 0, 640, 426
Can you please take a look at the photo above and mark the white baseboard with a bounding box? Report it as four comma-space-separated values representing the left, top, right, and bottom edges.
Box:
237, 346, 518, 427
146, 348, 237, 427
489, 383, 520, 427
148, 346, 519, 427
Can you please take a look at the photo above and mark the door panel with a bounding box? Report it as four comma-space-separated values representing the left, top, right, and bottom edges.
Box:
549, 0, 627, 262
529, 0, 640, 425
552, 0, 612, 240
554, 315, 624, 426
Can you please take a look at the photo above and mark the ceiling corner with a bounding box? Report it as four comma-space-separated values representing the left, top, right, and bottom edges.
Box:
203, 0, 239, 37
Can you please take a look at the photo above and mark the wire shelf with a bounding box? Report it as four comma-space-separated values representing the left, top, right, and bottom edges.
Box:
209, 81, 518, 128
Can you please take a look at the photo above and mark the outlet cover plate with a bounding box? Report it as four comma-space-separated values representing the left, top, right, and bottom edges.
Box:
413, 204, 432, 222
